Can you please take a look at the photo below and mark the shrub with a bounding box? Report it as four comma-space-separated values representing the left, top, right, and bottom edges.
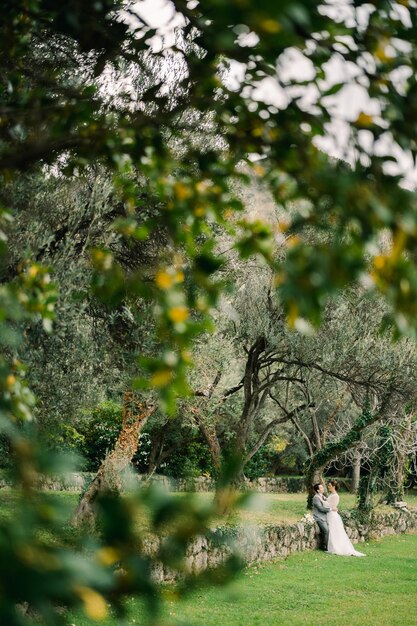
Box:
244, 447, 276, 480
0, 435, 12, 469
162, 439, 214, 478
77, 401, 123, 471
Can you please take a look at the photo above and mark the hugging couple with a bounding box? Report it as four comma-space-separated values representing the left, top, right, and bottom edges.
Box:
312, 480, 365, 557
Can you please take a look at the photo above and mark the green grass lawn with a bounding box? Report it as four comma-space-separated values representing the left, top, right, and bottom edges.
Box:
1, 489, 417, 529
221, 490, 417, 525
67, 533, 417, 626
2, 488, 417, 625
166, 490, 417, 528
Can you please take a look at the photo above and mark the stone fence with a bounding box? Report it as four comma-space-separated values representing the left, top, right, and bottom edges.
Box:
0, 471, 306, 493
1, 470, 415, 583
150, 508, 417, 582
174, 475, 307, 494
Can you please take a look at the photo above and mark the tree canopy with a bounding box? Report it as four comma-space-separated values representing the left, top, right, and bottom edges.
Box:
3, 1, 417, 346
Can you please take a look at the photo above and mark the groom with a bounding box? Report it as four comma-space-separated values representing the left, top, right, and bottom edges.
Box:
312, 483, 331, 551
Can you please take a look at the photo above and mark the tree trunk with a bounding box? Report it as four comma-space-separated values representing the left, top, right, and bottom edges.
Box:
147, 445, 175, 478
351, 451, 361, 494
357, 472, 377, 511
71, 393, 154, 527
191, 407, 221, 473
305, 394, 391, 508
147, 429, 166, 475
213, 483, 239, 516
386, 412, 412, 503
305, 467, 325, 509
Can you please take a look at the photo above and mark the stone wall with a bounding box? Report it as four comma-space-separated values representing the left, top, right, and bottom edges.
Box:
0, 471, 305, 493
1, 469, 415, 583
0, 471, 97, 492
244, 476, 306, 493
149, 508, 417, 582
165, 475, 306, 493
171, 476, 353, 494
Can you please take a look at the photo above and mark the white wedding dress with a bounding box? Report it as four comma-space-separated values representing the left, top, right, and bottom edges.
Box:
326, 493, 366, 557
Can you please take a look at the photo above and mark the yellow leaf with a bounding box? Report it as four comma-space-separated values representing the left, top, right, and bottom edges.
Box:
96, 547, 120, 566
168, 306, 189, 323
91, 250, 113, 270
195, 180, 210, 193
373, 255, 386, 270
277, 221, 289, 233
400, 278, 410, 295
6, 374, 16, 388
287, 303, 299, 329
392, 229, 407, 260
286, 235, 301, 248
251, 125, 264, 137
260, 19, 282, 34
150, 369, 173, 388
181, 349, 192, 363
355, 112, 374, 127
92, 249, 105, 262
173, 182, 192, 201
253, 164, 266, 177
196, 296, 208, 311
273, 272, 284, 287
75, 586, 108, 621
268, 128, 280, 141
194, 205, 206, 217
375, 44, 390, 62
375, 38, 393, 63
155, 270, 174, 290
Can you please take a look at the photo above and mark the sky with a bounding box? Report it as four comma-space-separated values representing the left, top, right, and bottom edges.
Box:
128, 0, 417, 188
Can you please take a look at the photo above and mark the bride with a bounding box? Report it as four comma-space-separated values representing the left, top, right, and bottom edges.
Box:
326, 480, 366, 557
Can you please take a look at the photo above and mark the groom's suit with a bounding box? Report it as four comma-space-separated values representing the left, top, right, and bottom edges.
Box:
312, 493, 331, 550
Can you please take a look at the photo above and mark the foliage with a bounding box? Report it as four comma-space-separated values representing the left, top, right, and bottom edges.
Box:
45, 422, 86, 459
357, 473, 377, 514
0, 478, 244, 626
43, 401, 155, 474
0, 435, 12, 469
357, 424, 395, 511
277, 440, 308, 476
3, 0, 417, 623
77, 401, 123, 472
4, 1, 417, 398
404, 452, 417, 488
163, 438, 215, 479
244, 445, 277, 480
193, 253, 416, 488
2, 170, 159, 430
131, 432, 153, 474
241, 435, 291, 480
0, 210, 242, 626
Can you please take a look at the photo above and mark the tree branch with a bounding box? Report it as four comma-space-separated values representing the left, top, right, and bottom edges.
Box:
194, 369, 222, 398
243, 415, 290, 466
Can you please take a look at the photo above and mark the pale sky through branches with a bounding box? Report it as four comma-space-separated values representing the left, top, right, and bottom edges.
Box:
130, 0, 417, 188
